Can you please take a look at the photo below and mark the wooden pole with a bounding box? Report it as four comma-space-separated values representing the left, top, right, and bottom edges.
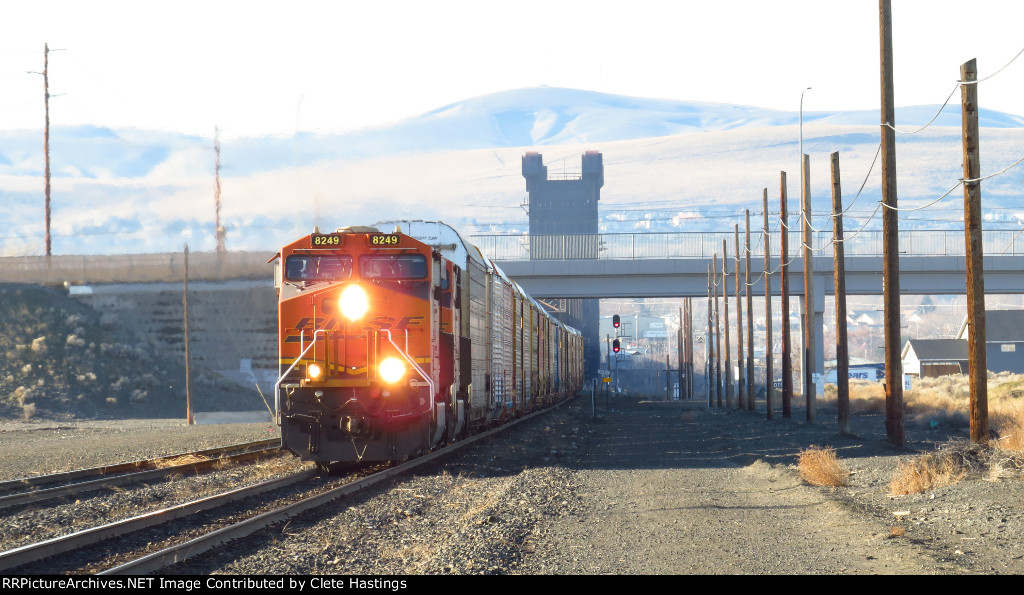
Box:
43, 44, 52, 259
678, 306, 684, 401
802, 154, 817, 422
745, 209, 755, 411
961, 58, 989, 445
831, 152, 852, 435
214, 126, 226, 254
685, 298, 693, 400
734, 224, 744, 410
707, 264, 714, 408
688, 297, 695, 401
666, 355, 671, 401
763, 190, 773, 419
714, 252, 722, 407
879, 0, 904, 446
722, 240, 732, 407
780, 171, 793, 418
184, 244, 194, 425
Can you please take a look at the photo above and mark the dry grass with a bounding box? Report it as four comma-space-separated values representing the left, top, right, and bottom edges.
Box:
824, 373, 1024, 450
797, 446, 849, 487
889, 451, 968, 496
245, 456, 302, 480
821, 380, 885, 414
991, 398, 1024, 453
150, 454, 211, 469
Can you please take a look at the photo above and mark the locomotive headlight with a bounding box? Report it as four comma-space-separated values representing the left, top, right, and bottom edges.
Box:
339, 285, 369, 320
379, 357, 405, 384
307, 363, 323, 380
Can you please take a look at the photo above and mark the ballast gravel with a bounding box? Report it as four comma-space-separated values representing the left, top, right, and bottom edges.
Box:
3, 396, 1024, 574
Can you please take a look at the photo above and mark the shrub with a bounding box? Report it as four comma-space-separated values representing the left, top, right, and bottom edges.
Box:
889, 451, 967, 495
798, 446, 849, 487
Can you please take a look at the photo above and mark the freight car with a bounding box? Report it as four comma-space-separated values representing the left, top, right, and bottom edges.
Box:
272, 220, 584, 466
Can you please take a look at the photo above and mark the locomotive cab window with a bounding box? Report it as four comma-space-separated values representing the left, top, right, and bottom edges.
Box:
359, 254, 427, 280
285, 255, 353, 281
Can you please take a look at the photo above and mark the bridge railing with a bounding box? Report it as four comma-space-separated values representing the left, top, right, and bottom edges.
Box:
471, 230, 1024, 261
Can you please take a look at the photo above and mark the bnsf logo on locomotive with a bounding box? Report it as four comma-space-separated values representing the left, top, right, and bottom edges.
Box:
285, 315, 424, 341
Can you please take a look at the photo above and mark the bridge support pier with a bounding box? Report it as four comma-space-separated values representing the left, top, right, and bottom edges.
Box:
797, 273, 827, 400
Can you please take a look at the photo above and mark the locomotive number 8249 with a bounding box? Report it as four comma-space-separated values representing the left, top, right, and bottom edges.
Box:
273, 221, 584, 467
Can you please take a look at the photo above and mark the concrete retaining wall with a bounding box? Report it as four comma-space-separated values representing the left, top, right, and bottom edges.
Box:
0, 251, 276, 285
70, 280, 279, 394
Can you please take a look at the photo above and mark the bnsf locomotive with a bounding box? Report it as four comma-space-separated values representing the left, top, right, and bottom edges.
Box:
272, 220, 584, 466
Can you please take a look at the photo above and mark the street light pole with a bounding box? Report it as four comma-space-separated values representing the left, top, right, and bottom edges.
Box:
800, 86, 812, 161
799, 86, 812, 402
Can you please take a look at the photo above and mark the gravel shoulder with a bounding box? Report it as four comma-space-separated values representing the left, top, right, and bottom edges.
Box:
3, 394, 1024, 575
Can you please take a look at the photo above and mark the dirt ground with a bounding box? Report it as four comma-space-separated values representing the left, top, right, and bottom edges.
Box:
513, 392, 1024, 574
3, 393, 1024, 575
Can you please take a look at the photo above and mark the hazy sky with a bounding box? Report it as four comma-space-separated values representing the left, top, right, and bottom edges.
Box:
2, 0, 1022, 138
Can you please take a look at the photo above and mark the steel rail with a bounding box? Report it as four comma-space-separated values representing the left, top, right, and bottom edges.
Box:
0, 442, 282, 510
0, 465, 310, 573
0, 438, 280, 495
102, 396, 575, 575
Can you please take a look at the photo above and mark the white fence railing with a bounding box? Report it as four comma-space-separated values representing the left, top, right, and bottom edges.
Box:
470, 230, 1024, 261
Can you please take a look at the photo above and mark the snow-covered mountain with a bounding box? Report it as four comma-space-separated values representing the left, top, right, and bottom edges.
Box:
1, 87, 1022, 256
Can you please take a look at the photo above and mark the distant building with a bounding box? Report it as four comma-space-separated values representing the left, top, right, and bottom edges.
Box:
901, 339, 968, 379
957, 309, 1024, 374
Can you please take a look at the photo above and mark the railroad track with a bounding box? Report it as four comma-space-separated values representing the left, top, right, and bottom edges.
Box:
0, 438, 281, 510
0, 400, 569, 575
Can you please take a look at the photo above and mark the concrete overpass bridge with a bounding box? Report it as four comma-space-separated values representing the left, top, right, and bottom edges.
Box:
472, 229, 1024, 397
472, 229, 1024, 298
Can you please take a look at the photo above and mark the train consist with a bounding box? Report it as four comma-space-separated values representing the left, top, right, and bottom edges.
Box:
272, 220, 585, 465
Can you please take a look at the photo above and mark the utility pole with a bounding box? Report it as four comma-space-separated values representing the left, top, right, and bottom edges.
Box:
707, 263, 714, 408
687, 297, 694, 400
832, 152, 852, 435
745, 209, 755, 411
722, 240, 732, 407
802, 154, 817, 422
879, 0, 904, 446
29, 44, 66, 258
184, 244, 194, 425
961, 58, 988, 444
44, 44, 52, 258
763, 190, 773, 419
665, 355, 671, 401
714, 252, 722, 407
31, 43, 59, 259
214, 127, 227, 254
734, 224, 744, 410
677, 306, 684, 400
780, 171, 793, 418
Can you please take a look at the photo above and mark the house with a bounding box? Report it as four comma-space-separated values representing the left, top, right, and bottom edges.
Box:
957, 309, 1024, 374
901, 339, 968, 379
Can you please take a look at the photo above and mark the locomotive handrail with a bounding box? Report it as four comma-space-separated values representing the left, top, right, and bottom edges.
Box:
273, 328, 327, 421
380, 329, 436, 420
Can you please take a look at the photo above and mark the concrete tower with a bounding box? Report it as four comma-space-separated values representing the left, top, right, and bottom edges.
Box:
522, 150, 603, 378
